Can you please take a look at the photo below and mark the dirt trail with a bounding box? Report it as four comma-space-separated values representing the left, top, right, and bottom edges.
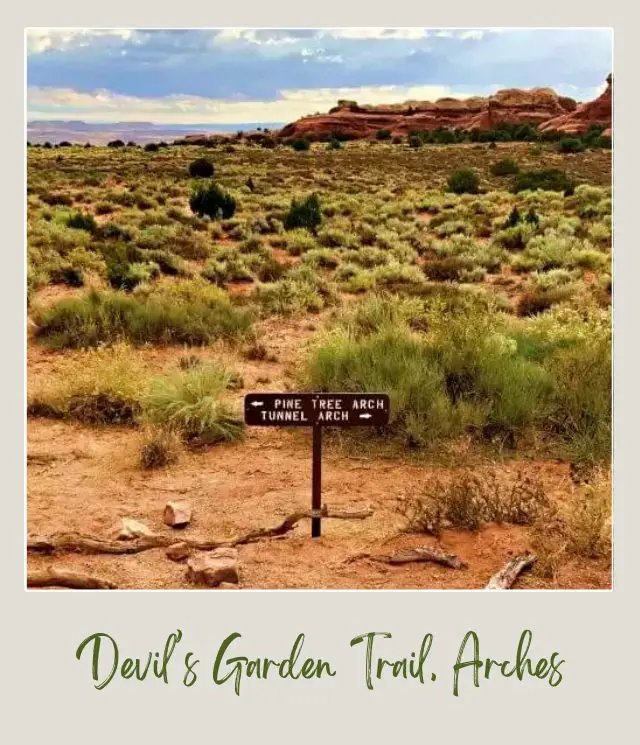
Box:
27, 416, 609, 590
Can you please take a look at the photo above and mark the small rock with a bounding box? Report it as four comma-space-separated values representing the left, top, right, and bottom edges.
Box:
115, 518, 154, 540
164, 501, 192, 528
218, 582, 239, 590
186, 548, 239, 587
166, 542, 191, 561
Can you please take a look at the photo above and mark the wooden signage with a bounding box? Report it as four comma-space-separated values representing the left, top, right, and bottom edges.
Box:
244, 392, 390, 428
244, 392, 390, 538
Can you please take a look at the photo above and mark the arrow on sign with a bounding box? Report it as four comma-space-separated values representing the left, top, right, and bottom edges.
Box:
250, 401, 264, 407
359, 413, 373, 419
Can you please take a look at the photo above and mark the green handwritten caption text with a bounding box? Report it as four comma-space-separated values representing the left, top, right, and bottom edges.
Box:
75, 629, 564, 695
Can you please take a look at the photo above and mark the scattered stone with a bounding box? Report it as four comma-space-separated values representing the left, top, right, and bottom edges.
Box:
186, 548, 239, 587
164, 501, 192, 528
114, 518, 154, 540
219, 582, 239, 590
166, 542, 191, 561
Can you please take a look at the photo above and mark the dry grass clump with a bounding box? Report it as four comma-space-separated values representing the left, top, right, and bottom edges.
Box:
396, 468, 550, 535
139, 425, 183, 469
141, 363, 245, 446
27, 344, 145, 424
530, 469, 611, 578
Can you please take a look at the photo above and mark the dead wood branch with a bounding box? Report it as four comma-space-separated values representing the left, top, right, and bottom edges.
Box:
347, 546, 466, 570
27, 506, 373, 557
27, 568, 117, 589
485, 553, 536, 589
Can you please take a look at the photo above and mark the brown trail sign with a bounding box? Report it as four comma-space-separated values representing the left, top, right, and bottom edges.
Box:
244, 393, 390, 537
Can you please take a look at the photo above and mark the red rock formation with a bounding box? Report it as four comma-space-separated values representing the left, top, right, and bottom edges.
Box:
538, 74, 612, 136
278, 80, 613, 141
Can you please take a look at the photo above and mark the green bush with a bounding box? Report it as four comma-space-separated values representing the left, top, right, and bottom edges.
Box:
284, 193, 323, 232
188, 157, 215, 178
304, 295, 609, 456
189, 183, 237, 219
253, 265, 337, 316
108, 260, 160, 291
376, 129, 392, 141
423, 257, 474, 282
144, 143, 159, 152
141, 364, 245, 445
66, 212, 97, 233
447, 168, 480, 195
558, 138, 585, 154
32, 282, 253, 348
289, 138, 311, 151
40, 192, 73, 207
512, 169, 575, 195
490, 159, 520, 176
516, 286, 575, 317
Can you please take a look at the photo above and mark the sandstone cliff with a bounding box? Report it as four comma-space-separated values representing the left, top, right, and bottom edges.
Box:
278, 78, 611, 141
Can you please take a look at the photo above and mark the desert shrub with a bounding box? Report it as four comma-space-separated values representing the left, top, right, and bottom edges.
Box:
490, 159, 520, 176
95, 202, 115, 216
66, 212, 97, 233
284, 230, 317, 256
327, 137, 343, 150
108, 260, 160, 291
546, 337, 611, 463
136, 225, 210, 260
423, 257, 474, 282
189, 183, 237, 219
289, 137, 311, 151
284, 193, 323, 233
253, 265, 337, 316
107, 139, 125, 148
305, 296, 568, 448
49, 265, 85, 287
517, 286, 575, 317
502, 206, 522, 228
512, 169, 575, 195
96, 223, 133, 242
397, 469, 549, 535
32, 281, 252, 348
531, 471, 611, 577
447, 168, 480, 194
317, 227, 353, 248
202, 252, 252, 285
139, 426, 182, 469
40, 192, 73, 207
141, 249, 188, 276
256, 255, 288, 282
144, 142, 159, 152
188, 157, 215, 178
141, 364, 245, 445
558, 138, 585, 154
494, 224, 535, 250
302, 248, 340, 269
27, 344, 145, 424
351, 246, 389, 268
376, 129, 392, 141
239, 234, 263, 254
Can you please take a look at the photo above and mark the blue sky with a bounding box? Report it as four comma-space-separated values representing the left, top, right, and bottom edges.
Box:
26, 28, 613, 124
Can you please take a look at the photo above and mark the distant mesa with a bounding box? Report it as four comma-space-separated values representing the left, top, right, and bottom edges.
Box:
277, 76, 612, 142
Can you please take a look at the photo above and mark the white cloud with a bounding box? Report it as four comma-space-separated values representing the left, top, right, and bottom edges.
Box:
27, 83, 498, 125
323, 28, 429, 40
26, 28, 134, 54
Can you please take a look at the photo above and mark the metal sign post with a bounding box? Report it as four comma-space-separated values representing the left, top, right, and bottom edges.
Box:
244, 392, 390, 538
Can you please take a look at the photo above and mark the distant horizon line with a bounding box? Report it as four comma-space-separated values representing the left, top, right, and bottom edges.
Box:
27, 119, 286, 128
